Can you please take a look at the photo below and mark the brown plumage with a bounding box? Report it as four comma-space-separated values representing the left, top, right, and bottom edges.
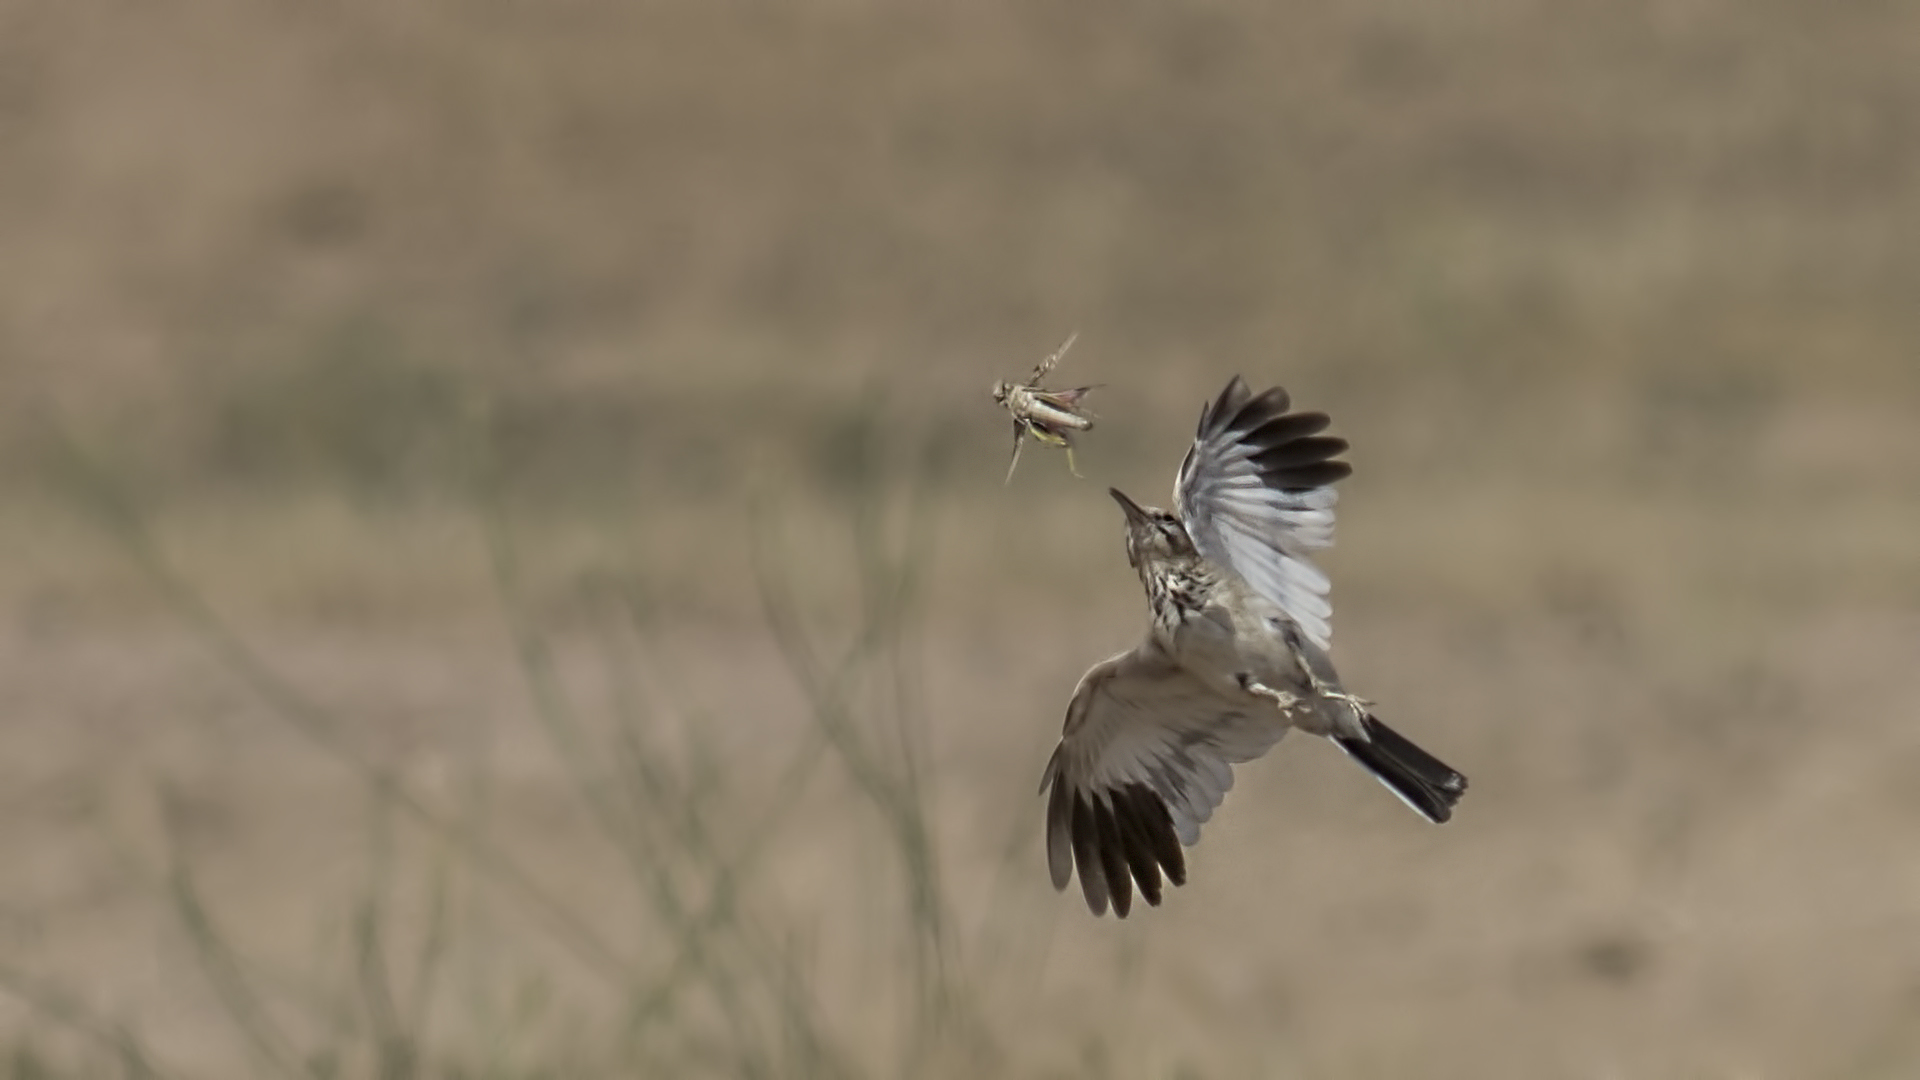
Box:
1038, 377, 1467, 917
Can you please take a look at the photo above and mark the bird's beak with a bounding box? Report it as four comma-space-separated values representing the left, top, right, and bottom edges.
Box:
1108, 487, 1148, 525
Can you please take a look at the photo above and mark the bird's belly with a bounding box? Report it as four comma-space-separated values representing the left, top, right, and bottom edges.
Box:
1166, 606, 1316, 709
1162, 602, 1231, 649
1165, 606, 1260, 684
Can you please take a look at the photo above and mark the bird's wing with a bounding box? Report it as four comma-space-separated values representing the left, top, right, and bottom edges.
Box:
1173, 377, 1351, 649
1038, 646, 1287, 917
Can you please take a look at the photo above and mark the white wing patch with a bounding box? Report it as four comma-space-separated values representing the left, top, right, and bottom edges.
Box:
1174, 377, 1351, 650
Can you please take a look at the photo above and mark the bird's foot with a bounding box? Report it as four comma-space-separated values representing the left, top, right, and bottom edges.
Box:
1316, 682, 1375, 726
1238, 674, 1304, 714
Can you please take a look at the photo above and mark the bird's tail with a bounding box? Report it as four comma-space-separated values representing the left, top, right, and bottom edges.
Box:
1334, 715, 1468, 823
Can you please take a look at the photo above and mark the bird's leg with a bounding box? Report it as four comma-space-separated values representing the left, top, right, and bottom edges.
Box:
1033, 330, 1077, 381
1299, 660, 1373, 727
1237, 673, 1303, 714
1277, 625, 1375, 727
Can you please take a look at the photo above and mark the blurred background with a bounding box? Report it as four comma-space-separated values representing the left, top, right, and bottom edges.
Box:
4, 1, 1919, 1076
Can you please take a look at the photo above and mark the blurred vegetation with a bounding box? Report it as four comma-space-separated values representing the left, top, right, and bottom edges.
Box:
12, 408, 1034, 1078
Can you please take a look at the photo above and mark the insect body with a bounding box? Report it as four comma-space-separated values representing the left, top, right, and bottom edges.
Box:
992, 332, 1097, 484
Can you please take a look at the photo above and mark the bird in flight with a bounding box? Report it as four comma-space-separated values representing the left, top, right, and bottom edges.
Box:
1038, 377, 1467, 917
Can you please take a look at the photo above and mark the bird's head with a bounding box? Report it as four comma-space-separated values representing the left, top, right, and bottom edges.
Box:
990, 379, 1014, 405
1110, 488, 1195, 568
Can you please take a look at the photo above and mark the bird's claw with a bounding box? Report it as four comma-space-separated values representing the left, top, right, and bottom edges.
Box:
1240, 676, 1304, 714
1321, 686, 1374, 726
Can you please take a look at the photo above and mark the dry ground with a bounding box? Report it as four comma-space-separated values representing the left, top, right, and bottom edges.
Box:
3, 1, 1920, 1076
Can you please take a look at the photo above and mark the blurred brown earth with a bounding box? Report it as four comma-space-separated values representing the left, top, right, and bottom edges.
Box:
3, 1, 1919, 1076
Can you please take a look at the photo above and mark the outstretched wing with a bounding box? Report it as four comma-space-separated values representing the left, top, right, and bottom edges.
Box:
1173, 377, 1351, 649
1038, 646, 1287, 917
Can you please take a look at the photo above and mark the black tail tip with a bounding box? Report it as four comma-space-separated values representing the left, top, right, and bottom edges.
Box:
1337, 715, 1467, 824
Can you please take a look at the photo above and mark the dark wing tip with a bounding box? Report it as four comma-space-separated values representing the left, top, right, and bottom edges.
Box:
1224, 387, 1295, 437
1043, 758, 1074, 891
1197, 381, 1348, 477
1057, 783, 1187, 917
1236, 405, 1351, 492
1197, 376, 1255, 439
1250, 434, 1348, 471
1068, 795, 1110, 915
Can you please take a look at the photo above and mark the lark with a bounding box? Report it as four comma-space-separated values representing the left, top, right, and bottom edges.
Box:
991, 333, 1097, 484
1038, 377, 1467, 917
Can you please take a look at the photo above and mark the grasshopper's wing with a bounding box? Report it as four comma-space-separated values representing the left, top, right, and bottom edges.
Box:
1037, 646, 1285, 918
1173, 378, 1350, 650
1033, 386, 1097, 413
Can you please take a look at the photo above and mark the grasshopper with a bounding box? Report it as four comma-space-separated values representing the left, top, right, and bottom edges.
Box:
991, 332, 1097, 484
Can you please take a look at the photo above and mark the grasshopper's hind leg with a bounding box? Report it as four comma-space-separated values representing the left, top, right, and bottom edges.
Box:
1003, 423, 1027, 485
